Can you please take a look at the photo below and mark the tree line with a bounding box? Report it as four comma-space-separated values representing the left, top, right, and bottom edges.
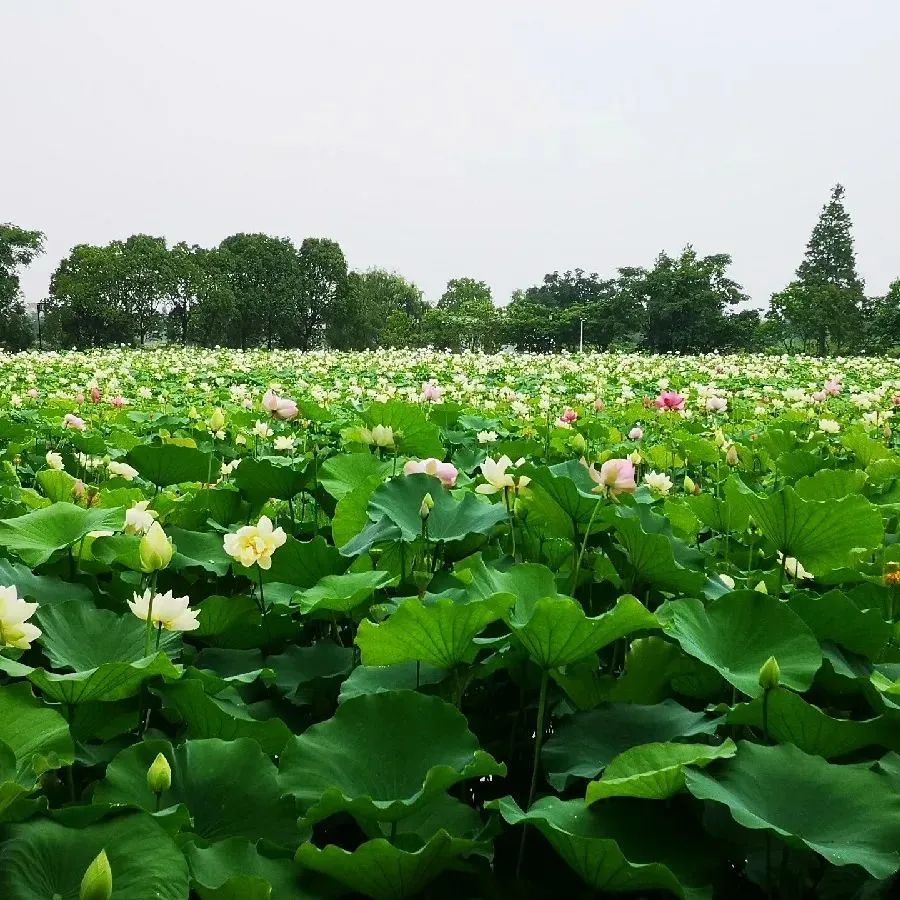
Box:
2, 183, 898, 355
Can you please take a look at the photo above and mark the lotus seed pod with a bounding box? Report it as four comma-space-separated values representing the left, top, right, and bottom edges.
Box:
147, 752, 172, 794
758, 656, 780, 691
80, 849, 112, 900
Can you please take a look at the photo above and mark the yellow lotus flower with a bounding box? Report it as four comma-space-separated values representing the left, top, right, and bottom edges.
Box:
223, 515, 287, 570
0, 584, 41, 650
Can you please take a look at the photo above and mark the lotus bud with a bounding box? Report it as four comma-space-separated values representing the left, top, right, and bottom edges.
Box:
758, 656, 780, 691
80, 849, 112, 900
627, 450, 642, 465
208, 408, 226, 432
683, 475, 696, 495
147, 752, 172, 795
725, 444, 739, 466
187, 406, 200, 420
419, 492, 435, 520
884, 424, 892, 441
139, 521, 173, 572
570, 432, 587, 453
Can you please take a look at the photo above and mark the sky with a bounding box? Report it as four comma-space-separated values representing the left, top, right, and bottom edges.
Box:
3, 1, 899, 310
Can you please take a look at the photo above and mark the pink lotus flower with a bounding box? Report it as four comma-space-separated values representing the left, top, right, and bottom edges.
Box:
825, 379, 842, 396
90, 387, 102, 403
655, 391, 686, 412
559, 407, 578, 424
582, 457, 636, 497
893, 395, 900, 407
421, 381, 443, 402
74, 393, 85, 405
262, 389, 298, 421
628, 426, 644, 441
403, 457, 458, 487
63, 413, 86, 431
593, 398, 605, 412
812, 391, 826, 403
110, 395, 127, 408
26, 389, 38, 399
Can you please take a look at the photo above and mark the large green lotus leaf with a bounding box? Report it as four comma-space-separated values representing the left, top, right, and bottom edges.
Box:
612, 514, 706, 594
508, 594, 657, 670
331, 476, 382, 547
338, 662, 446, 703
127, 443, 216, 486
265, 642, 353, 705
366, 473, 508, 543
657, 592, 822, 698
195, 595, 299, 649
0, 811, 190, 900
186, 838, 317, 900
168, 486, 246, 530
89, 533, 144, 571
842, 429, 892, 466
0, 502, 125, 566
586, 739, 736, 803
727, 688, 900, 758
490, 795, 715, 899
739, 484, 883, 575
36, 468, 79, 503
36, 599, 180, 670
293, 570, 392, 618
0, 558, 93, 606
233, 456, 311, 502
794, 468, 869, 501
452, 555, 563, 608
94, 738, 299, 847
0, 652, 180, 705
686, 478, 750, 533
542, 700, 719, 789
156, 677, 292, 755
788, 589, 891, 661
356, 594, 513, 669
360, 401, 444, 459
295, 830, 481, 900
279, 691, 505, 825
320, 452, 392, 501
520, 461, 610, 541
0, 683, 73, 780
236, 535, 347, 589
685, 741, 900, 878
169, 526, 233, 576
0, 740, 35, 823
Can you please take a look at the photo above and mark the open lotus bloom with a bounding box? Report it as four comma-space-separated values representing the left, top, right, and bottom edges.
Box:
262, 389, 298, 420
403, 457, 458, 487
223, 515, 287, 569
583, 457, 636, 497
0, 585, 41, 650
128, 589, 199, 632
476, 456, 530, 495
654, 391, 686, 411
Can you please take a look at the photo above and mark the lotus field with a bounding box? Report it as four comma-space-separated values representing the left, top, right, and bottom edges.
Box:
1, 347, 900, 899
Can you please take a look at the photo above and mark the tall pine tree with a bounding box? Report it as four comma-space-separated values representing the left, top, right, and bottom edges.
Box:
772, 184, 866, 355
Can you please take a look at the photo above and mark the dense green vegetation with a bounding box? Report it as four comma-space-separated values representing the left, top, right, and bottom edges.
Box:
3, 183, 900, 354
0, 347, 898, 898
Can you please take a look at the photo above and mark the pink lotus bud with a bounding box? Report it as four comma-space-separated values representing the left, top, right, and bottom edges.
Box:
812, 391, 826, 403
628, 426, 644, 441
825, 379, 842, 396
593, 398, 605, 412
63, 413, 86, 431
421, 381, 443, 402
90, 387, 102, 403
26, 389, 38, 399
75, 393, 85, 404
110, 395, 127, 408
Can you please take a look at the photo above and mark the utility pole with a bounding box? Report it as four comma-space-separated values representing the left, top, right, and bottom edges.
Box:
36, 301, 44, 351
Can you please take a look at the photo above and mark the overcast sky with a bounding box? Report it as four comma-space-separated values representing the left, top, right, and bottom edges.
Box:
4, 1, 898, 309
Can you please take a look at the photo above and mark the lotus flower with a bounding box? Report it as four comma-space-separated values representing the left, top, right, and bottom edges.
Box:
403, 457, 458, 487
654, 391, 685, 412
128, 589, 199, 632
262, 389, 298, 421
583, 457, 636, 497
0, 584, 41, 650
223, 515, 287, 570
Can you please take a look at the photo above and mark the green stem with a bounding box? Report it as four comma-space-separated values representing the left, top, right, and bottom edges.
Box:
143, 594, 155, 657
257, 567, 267, 615
518, 670, 550, 877
571, 500, 602, 594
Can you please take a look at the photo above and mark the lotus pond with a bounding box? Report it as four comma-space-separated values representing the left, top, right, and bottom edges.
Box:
0, 347, 899, 899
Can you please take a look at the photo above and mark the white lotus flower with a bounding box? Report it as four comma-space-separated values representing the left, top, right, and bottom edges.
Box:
128, 589, 199, 632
